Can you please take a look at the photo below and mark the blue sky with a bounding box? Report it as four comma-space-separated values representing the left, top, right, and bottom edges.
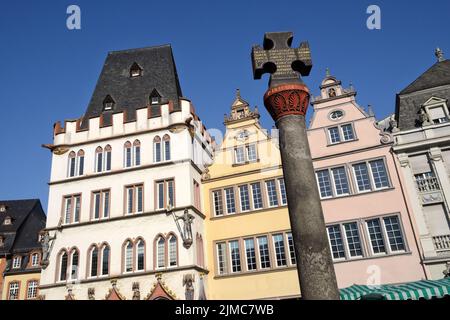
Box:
0, 0, 449, 211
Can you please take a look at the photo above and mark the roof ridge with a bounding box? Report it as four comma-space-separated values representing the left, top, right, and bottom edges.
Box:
108, 44, 172, 55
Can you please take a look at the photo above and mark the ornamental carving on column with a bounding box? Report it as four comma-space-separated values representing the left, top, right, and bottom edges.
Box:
263, 84, 310, 121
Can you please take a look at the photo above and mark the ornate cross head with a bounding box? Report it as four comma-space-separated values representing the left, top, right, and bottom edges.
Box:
251, 31, 312, 88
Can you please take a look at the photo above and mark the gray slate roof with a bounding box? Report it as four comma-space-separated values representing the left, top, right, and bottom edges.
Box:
395, 59, 450, 131
80, 45, 183, 128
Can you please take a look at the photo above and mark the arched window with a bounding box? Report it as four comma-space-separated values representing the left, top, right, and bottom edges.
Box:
124, 142, 132, 168
58, 250, 68, 281
77, 150, 85, 175
168, 234, 177, 267
89, 245, 98, 277
68, 151, 76, 177
95, 147, 103, 173
70, 249, 79, 280
124, 240, 133, 273
101, 244, 110, 276
136, 239, 145, 271
133, 140, 141, 166
153, 136, 162, 163
105, 145, 112, 171
163, 135, 171, 161
156, 236, 165, 269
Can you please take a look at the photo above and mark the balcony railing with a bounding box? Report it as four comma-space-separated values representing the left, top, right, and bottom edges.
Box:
432, 234, 450, 252
415, 176, 440, 193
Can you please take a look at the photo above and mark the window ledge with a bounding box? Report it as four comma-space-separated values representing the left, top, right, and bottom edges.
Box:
320, 187, 395, 202
327, 138, 359, 147
232, 159, 260, 167
332, 250, 412, 264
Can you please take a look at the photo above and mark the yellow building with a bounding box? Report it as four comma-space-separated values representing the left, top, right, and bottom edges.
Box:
203, 90, 299, 299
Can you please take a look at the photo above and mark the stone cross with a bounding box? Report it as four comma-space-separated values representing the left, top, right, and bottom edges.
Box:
252, 32, 312, 87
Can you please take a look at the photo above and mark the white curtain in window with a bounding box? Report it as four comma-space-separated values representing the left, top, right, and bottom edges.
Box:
428, 106, 446, 120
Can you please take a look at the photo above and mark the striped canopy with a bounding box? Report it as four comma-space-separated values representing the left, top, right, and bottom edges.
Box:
340, 278, 450, 300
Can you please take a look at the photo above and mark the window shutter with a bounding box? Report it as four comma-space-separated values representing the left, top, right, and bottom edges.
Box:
409, 154, 431, 174
422, 204, 450, 235
428, 106, 446, 120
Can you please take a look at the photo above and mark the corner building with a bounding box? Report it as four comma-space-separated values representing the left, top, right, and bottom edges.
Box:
39, 45, 213, 300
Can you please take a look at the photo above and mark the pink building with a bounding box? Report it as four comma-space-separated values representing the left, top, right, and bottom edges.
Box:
308, 71, 426, 287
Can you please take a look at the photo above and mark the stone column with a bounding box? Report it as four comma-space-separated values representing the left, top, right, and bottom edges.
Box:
264, 83, 340, 300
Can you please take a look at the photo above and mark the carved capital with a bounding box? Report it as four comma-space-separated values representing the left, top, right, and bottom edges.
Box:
263, 83, 310, 121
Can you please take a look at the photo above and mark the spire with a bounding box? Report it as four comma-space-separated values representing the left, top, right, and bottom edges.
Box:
236, 88, 241, 99
325, 67, 331, 77
435, 47, 445, 62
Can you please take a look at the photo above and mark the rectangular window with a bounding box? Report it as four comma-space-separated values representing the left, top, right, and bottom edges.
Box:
155, 142, 161, 162
78, 156, 84, 175
239, 185, 250, 212
366, 218, 386, 254
328, 127, 341, 144
193, 180, 201, 210
383, 216, 405, 252
27, 280, 38, 299
125, 185, 143, 214
272, 234, 287, 267
93, 192, 101, 219
266, 180, 279, 207
234, 146, 245, 164
105, 151, 111, 171
344, 222, 363, 257
63, 194, 81, 224
353, 163, 372, 192
244, 238, 257, 271
247, 144, 257, 162
369, 159, 390, 189
156, 179, 175, 209
224, 187, 236, 214
8, 282, 19, 300
126, 247, 133, 272
12, 256, 21, 269
31, 253, 39, 267
217, 242, 227, 275
164, 140, 171, 161
69, 157, 76, 177
327, 225, 346, 260
212, 190, 224, 216
96, 152, 103, 172
316, 170, 333, 198
331, 167, 350, 196
279, 178, 287, 205
135, 146, 141, 166
257, 236, 271, 269
229, 240, 241, 273
125, 147, 132, 168
286, 233, 296, 265
103, 191, 110, 218
251, 182, 263, 209
341, 124, 355, 141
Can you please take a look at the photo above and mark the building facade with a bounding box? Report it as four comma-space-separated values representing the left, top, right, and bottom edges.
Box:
204, 73, 426, 299
0, 199, 46, 300
390, 49, 450, 279
39, 45, 213, 300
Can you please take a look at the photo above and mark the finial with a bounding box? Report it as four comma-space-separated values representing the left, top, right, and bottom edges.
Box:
236, 88, 241, 99
435, 47, 445, 62
325, 68, 330, 77
367, 104, 374, 117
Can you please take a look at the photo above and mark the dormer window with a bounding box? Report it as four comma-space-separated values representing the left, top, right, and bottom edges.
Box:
130, 62, 142, 77
421, 97, 450, 126
150, 89, 161, 105
0, 204, 7, 213
103, 95, 115, 111
12, 256, 21, 269
3, 216, 12, 225
429, 105, 449, 124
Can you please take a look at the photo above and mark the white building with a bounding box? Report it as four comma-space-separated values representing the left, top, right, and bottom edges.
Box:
39, 45, 213, 300
389, 49, 450, 279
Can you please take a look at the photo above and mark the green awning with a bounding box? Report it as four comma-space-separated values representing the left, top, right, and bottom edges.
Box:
340, 278, 450, 300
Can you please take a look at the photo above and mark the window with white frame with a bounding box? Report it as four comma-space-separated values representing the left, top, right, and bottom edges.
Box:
343, 222, 363, 258
12, 256, 21, 269
168, 235, 177, 267
234, 144, 258, 164
156, 179, 175, 210
104, 145, 112, 171
212, 190, 224, 216
278, 178, 287, 205
154, 136, 162, 162
229, 240, 241, 273
316, 166, 350, 199
26, 280, 38, 299
156, 236, 165, 269
63, 194, 81, 224
101, 244, 110, 276
89, 246, 98, 277
77, 150, 85, 175
31, 253, 39, 267
257, 236, 271, 269
224, 187, 236, 214
365, 216, 406, 255
59, 251, 68, 281
327, 123, 356, 144
352, 159, 390, 192
216, 242, 227, 275
125, 184, 143, 214
92, 190, 110, 220
251, 182, 264, 210
136, 239, 145, 271
239, 185, 250, 212
327, 222, 365, 261
95, 146, 104, 172
133, 140, 141, 166
8, 282, 19, 300
163, 135, 171, 161
68, 151, 76, 177
68, 150, 85, 177
244, 238, 257, 271
124, 241, 133, 272
382, 216, 405, 252
70, 249, 79, 280
429, 105, 449, 124
266, 180, 279, 207
327, 225, 346, 260
286, 232, 296, 265
272, 234, 287, 267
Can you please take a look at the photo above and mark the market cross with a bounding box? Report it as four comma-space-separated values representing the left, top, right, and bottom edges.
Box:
251, 31, 312, 87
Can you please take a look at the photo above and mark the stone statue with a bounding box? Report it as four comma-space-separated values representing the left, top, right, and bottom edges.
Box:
176, 209, 194, 248
132, 282, 140, 300
443, 262, 450, 278
88, 288, 95, 300
39, 230, 56, 268
183, 274, 195, 300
